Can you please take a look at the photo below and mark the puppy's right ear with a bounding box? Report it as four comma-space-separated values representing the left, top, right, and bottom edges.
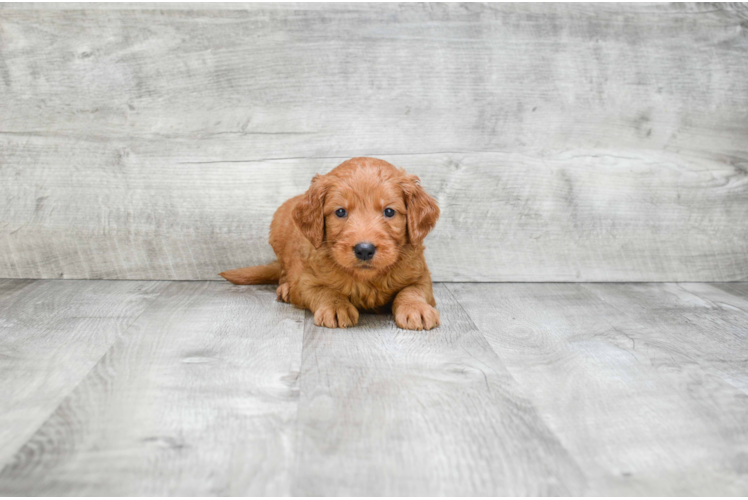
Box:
293, 174, 328, 248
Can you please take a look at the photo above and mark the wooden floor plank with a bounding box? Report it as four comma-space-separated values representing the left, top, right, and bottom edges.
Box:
706, 282, 748, 303
448, 282, 748, 496
0, 279, 36, 298
590, 282, 748, 395
0, 279, 168, 469
2, 280, 747, 495
292, 283, 585, 496
0, 282, 305, 496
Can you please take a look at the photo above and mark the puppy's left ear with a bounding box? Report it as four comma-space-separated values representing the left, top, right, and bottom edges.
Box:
293, 174, 329, 248
400, 173, 440, 246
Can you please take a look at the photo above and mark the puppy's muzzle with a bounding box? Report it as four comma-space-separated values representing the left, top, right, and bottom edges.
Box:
354, 242, 376, 261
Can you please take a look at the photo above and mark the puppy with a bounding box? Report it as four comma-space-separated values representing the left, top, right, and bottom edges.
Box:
220, 157, 440, 330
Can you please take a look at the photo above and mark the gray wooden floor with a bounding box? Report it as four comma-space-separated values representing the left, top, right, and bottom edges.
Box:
0, 279, 747, 495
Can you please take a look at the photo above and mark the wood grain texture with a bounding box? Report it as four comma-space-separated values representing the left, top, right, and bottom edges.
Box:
0, 278, 167, 469
589, 282, 748, 395
0, 281, 305, 496
710, 282, 748, 301
292, 284, 586, 495
1, 3, 747, 281
447, 282, 748, 495
1, 280, 748, 494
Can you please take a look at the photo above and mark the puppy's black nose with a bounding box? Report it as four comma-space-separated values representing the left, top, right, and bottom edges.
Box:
354, 242, 376, 261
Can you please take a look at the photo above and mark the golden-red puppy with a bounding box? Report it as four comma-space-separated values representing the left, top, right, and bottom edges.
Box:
220, 157, 440, 330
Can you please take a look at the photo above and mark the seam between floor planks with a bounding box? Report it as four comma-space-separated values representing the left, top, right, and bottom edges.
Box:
0, 281, 306, 495
290, 283, 586, 495
0, 279, 171, 469
445, 281, 748, 495
2, 280, 748, 495
0, 283, 170, 467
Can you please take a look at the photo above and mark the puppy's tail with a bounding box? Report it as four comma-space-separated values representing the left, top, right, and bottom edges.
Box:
219, 261, 281, 285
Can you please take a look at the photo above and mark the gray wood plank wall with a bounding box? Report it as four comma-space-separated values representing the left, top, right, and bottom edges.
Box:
1, 3, 747, 281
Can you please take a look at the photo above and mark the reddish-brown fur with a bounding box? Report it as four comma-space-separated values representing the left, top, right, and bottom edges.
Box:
219, 157, 440, 330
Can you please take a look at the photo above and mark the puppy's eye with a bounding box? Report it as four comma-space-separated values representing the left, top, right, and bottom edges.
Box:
383, 208, 396, 218
335, 208, 347, 218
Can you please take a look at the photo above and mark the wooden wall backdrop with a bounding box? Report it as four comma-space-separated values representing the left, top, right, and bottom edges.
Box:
1, 3, 747, 282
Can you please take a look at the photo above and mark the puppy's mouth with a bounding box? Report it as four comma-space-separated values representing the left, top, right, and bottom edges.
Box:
349, 260, 381, 273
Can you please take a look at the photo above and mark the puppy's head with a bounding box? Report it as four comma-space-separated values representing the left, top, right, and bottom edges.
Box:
293, 158, 439, 277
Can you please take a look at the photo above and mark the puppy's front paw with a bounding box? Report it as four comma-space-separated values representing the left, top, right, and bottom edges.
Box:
314, 302, 359, 329
276, 283, 290, 303
395, 303, 440, 331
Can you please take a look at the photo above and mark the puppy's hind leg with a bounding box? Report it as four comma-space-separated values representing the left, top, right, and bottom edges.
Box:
276, 282, 291, 302
219, 261, 281, 285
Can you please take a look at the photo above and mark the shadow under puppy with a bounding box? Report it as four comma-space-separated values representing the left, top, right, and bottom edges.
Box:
220, 157, 440, 330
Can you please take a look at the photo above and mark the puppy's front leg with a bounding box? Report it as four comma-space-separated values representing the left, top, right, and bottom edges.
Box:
393, 277, 440, 331
295, 284, 359, 329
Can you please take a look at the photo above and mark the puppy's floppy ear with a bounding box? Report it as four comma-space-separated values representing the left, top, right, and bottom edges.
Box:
400, 173, 440, 246
293, 174, 329, 248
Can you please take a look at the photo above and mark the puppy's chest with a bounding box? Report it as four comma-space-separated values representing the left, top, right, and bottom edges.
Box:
342, 281, 398, 311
